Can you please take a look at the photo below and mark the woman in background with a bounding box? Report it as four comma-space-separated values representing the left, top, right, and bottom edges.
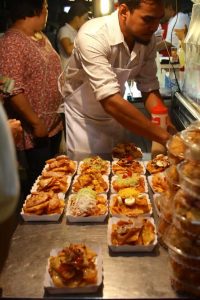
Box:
0, 0, 63, 194
57, 1, 88, 69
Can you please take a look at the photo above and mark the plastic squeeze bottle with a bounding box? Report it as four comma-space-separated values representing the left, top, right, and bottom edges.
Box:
151, 104, 168, 158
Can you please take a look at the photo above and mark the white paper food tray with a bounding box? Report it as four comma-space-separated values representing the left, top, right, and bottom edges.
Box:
77, 160, 111, 175
31, 175, 72, 194
147, 172, 166, 194
72, 175, 109, 194
44, 245, 103, 294
66, 194, 108, 223
111, 160, 145, 175
21, 193, 65, 222
109, 194, 152, 218
107, 217, 157, 252
111, 175, 148, 194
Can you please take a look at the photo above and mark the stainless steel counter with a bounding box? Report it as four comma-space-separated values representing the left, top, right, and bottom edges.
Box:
0, 154, 186, 299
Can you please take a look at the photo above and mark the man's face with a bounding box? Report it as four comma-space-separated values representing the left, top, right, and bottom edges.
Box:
121, 0, 164, 45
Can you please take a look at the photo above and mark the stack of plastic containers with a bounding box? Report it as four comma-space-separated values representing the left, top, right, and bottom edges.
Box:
157, 133, 185, 246
164, 121, 200, 297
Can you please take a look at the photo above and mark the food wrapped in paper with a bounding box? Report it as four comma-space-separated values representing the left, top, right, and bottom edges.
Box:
112, 158, 145, 175
111, 174, 148, 193
145, 154, 170, 174
45, 155, 77, 176
44, 244, 103, 294
21, 191, 65, 221
108, 217, 157, 252
66, 188, 108, 222
110, 190, 152, 218
72, 174, 109, 194
77, 156, 110, 175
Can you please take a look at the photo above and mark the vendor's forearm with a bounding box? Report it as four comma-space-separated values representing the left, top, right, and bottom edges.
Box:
9, 93, 41, 126
101, 93, 170, 146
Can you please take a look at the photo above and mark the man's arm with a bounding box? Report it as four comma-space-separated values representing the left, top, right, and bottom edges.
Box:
9, 93, 48, 138
100, 93, 170, 146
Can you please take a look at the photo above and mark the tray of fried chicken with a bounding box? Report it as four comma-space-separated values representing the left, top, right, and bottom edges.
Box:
108, 216, 157, 252
31, 155, 77, 194
112, 142, 143, 160
44, 155, 77, 177
44, 243, 103, 294
144, 154, 170, 174
110, 187, 152, 218
31, 173, 71, 194
112, 157, 145, 175
66, 188, 108, 222
111, 171, 148, 194
21, 191, 65, 221
72, 173, 109, 194
77, 156, 110, 175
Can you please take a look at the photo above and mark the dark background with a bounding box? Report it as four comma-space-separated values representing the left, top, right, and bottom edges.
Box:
0, 0, 194, 49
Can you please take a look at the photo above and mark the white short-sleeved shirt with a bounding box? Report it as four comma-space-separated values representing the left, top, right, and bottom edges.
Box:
165, 12, 190, 48
57, 23, 77, 68
61, 10, 159, 101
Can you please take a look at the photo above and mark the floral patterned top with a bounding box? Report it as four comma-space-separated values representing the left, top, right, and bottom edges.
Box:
0, 29, 63, 150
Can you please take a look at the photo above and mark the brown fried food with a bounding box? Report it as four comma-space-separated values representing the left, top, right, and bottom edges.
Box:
112, 143, 143, 159
112, 158, 144, 175
111, 218, 155, 246
23, 191, 65, 215
25, 191, 50, 208
146, 154, 170, 174
110, 194, 151, 217
23, 200, 49, 214
152, 173, 167, 193
48, 244, 97, 288
72, 173, 108, 193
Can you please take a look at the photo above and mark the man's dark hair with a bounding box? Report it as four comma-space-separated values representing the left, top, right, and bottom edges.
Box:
118, 0, 163, 10
6, 0, 44, 23
66, 2, 88, 24
163, 0, 182, 13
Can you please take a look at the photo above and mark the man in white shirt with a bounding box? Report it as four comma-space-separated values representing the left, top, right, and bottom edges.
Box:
60, 0, 173, 159
157, 0, 190, 51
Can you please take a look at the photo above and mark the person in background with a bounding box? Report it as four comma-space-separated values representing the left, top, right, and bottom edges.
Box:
59, 0, 175, 160
0, 0, 63, 194
157, 0, 190, 52
57, 1, 88, 69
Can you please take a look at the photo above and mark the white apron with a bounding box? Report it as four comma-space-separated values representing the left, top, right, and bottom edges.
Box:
62, 68, 132, 160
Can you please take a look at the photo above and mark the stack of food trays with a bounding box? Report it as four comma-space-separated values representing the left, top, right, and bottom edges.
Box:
44, 243, 103, 294
67, 156, 110, 222
152, 134, 186, 245
163, 122, 200, 297
108, 143, 157, 252
21, 155, 77, 221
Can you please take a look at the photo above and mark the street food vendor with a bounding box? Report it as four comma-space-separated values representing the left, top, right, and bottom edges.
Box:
59, 0, 174, 158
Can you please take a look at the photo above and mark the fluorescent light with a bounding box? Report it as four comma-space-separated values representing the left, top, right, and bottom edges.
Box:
64, 6, 70, 13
